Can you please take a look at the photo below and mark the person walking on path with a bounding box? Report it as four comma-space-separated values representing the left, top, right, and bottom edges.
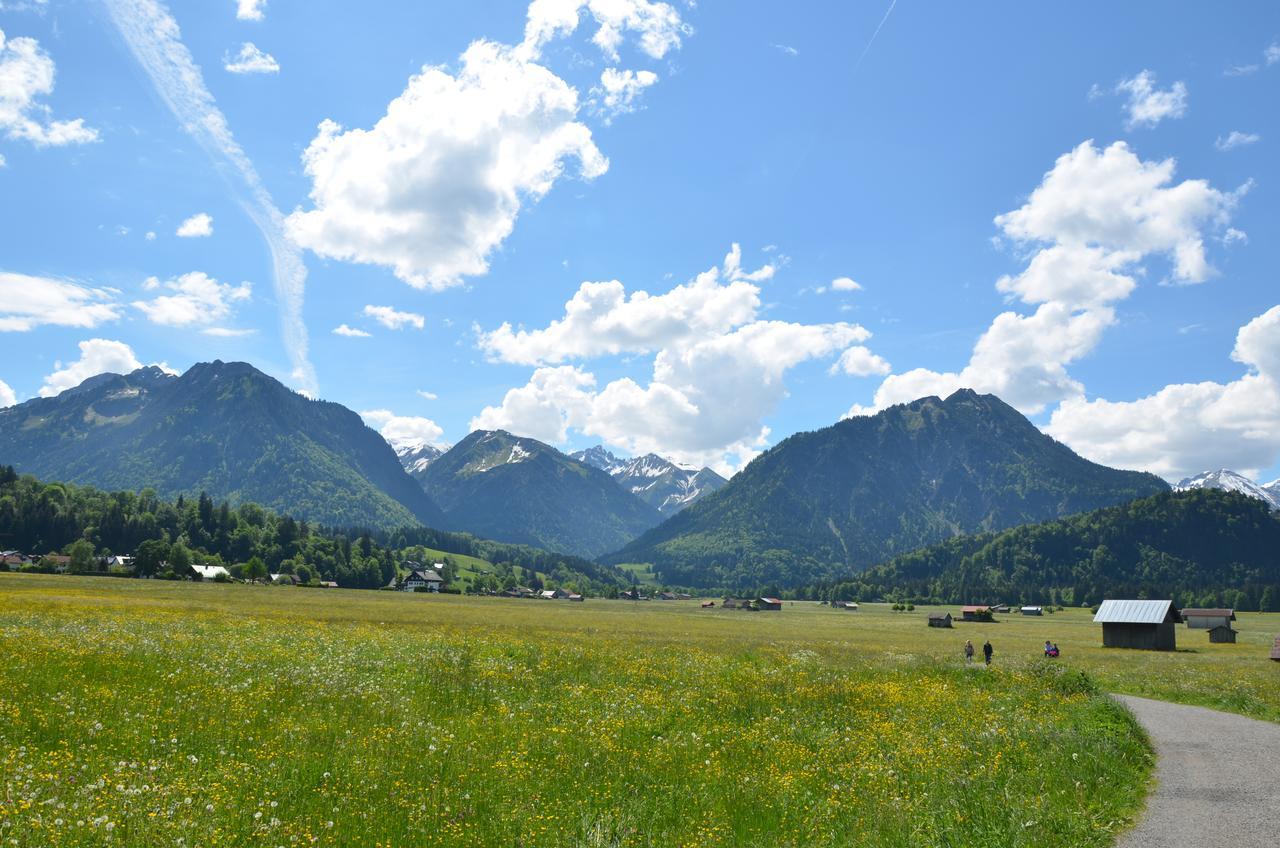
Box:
983, 640, 993, 666
964, 640, 974, 664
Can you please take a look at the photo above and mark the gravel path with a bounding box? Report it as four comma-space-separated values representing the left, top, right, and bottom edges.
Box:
1114, 694, 1280, 847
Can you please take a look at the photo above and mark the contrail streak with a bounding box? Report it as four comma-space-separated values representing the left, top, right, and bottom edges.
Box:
100, 0, 317, 394
852, 0, 899, 77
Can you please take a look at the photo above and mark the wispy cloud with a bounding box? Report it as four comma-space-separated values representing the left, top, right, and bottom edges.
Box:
100, 0, 316, 393
772, 43, 798, 57
1215, 130, 1260, 152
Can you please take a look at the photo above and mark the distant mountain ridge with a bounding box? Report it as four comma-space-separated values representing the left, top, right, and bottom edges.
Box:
418, 431, 663, 557
605, 390, 1170, 588
397, 443, 445, 483
570, 445, 727, 515
1175, 469, 1280, 511
0, 361, 446, 530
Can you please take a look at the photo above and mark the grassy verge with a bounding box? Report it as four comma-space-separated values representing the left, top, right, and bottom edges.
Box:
0, 576, 1155, 847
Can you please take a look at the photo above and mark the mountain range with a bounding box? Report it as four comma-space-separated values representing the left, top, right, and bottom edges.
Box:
570, 446, 727, 515
0, 361, 445, 530
604, 390, 1170, 588
414, 430, 664, 558
1175, 468, 1280, 511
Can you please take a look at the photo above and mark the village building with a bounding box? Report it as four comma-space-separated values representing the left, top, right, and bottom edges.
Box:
567, 593, 584, 602
1181, 608, 1237, 630
840, 602, 859, 611
992, 604, 1011, 613
1271, 636, 1280, 662
191, 564, 230, 581
318, 581, 339, 588
402, 568, 444, 592
928, 612, 953, 628
42, 554, 71, 573
539, 588, 570, 600
1207, 625, 1238, 644
757, 597, 783, 611
961, 605, 992, 621
1021, 606, 1044, 616
1094, 599, 1181, 651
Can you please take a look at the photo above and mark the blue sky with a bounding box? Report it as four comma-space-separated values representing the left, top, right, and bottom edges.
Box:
1, 0, 1278, 483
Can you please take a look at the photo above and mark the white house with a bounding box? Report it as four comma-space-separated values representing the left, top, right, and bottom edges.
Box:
402, 568, 443, 592
192, 564, 230, 581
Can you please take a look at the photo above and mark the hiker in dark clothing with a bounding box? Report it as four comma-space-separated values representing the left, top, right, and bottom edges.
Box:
983, 640, 993, 666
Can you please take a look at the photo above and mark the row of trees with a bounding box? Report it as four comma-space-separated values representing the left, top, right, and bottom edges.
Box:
0, 468, 621, 594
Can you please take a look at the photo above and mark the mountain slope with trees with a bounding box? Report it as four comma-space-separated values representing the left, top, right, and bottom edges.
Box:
606, 390, 1169, 588
836, 489, 1280, 609
0, 362, 445, 530
419, 431, 663, 558
0, 466, 623, 592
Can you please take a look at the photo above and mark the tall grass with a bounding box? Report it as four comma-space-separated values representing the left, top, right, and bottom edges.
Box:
0, 576, 1157, 846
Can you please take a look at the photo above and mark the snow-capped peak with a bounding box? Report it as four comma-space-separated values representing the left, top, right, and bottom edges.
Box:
1174, 469, 1280, 511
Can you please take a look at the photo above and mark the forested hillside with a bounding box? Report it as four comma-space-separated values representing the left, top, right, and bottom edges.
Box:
607, 390, 1168, 588
0, 467, 623, 593
823, 489, 1280, 609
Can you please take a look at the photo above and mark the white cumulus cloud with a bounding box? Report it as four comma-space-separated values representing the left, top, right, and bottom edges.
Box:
592, 67, 657, 122
0, 29, 98, 148
332, 324, 371, 338
363, 305, 424, 331
473, 245, 883, 473
855, 140, 1240, 417
39, 339, 143, 397
235, 0, 264, 21
175, 212, 213, 237
0, 271, 121, 332
1047, 305, 1280, 481
830, 276, 862, 292
519, 0, 688, 62
1115, 70, 1187, 129
480, 243, 768, 365
224, 42, 278, 75
132, 272, 251, 327
360, 408, 446, 451
0, 378, 15, 408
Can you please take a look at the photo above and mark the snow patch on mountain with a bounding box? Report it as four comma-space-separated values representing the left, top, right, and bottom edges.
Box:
1175, 469, 1280, 511
571, 444, 727, 515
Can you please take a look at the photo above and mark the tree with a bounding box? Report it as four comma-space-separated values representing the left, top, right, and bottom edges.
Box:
68, 539, 96, 573
168, 542, 192, 576
134, 539, 169, 577
244, 556, 268, 583
1261, 586, 1279, 613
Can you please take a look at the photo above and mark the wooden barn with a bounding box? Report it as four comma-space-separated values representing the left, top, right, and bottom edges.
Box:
961, 605, 992, 622
1181, 608, 1236, 630
1094, 600, 1181, 651
1270, 636, 1280, 661
757, 597, 783, 611
1020, 606, 1044, 616
928, 612, 953, 628
1208, 625, 1237, 644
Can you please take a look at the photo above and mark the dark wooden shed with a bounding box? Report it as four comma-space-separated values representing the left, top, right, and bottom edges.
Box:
1207, 625, 1237, 644
1094, 600, 1181, 651
1270, 636, 1280, 661
928, 612, 953, 628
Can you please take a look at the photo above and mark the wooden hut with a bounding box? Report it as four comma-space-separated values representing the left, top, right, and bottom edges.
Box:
757, 597, 783, 611
1207, 625, 1237, 644
928, 612, 953, 628
1020, 606, 1044, 616
1181, 608, 1236, 630
1270, 636, 1280, 662
1093, 600, 1181, 651
961, 605, 992, 622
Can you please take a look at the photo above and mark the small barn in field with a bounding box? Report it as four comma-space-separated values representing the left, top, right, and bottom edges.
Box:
1181, 608, 1236, 630
961, 605, 992, 622
928, 612, 953, 628
1208, 625, 1237, 644
1272, 636, 1280, 661
757, 597, 783, 611
1021, 606, 1044, 616
1094, 600, 1181, 651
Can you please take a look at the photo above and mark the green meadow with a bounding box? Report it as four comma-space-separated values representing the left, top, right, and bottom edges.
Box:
2, 575, 1275, 847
